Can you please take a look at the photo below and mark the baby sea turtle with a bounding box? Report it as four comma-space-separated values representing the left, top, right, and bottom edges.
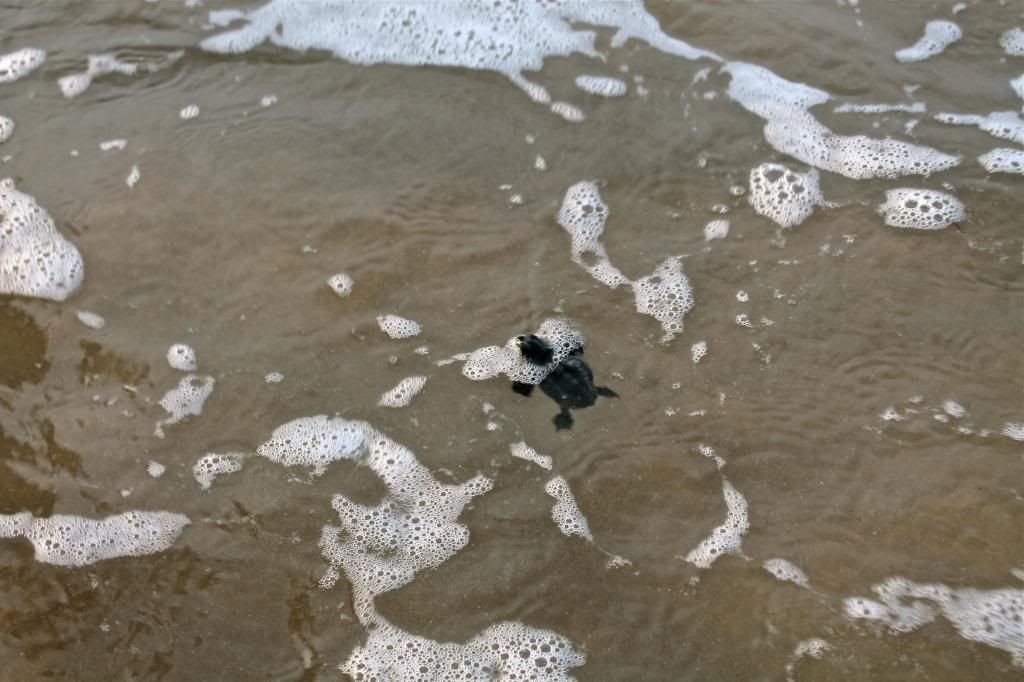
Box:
512, 334, 618, 430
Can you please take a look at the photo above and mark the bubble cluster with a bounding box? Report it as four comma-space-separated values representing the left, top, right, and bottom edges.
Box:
631, 257, 695, 342
785, 639, 831, 682
1001, 27, 1024, 57
0, 511, 189, 566
0, 47, 46, 84
99, 139, 127, 151
0, 116, 13, 143
126, 164, 140, 189
179, 104, 200, 119
691, 341, 708, 364
257, 416, 368, 476
551, 101, 586, 122
877, 188, 965, 230
193, 452, 244, 489
58, 50, 183, 98
748, 163, 823, 228
509, 441, 553, 470
979, 148, 1024, 174
544, 476, 593, 541
762, 558, 810, 588
845, 577, 1024, 667
327, 272, 353, 298
264, 372, 284, 383
461, 318, 585, 384
146, 461, 166, 478
704, 219, 730, 241
895, 20, 961, 62
167, 343, 197, 371
1003, 422, 1024, 441
154, 375, 215, 439
0, 178, 85, 301
377, 314, 421, 339
834, 102, 926, 114
934, 111, 1024, 146
684, 479, 749, 569
556, 181, 629, 288
76, 310, 106, 330
378, 375, 427, 408
575, 74, 627, 97
341, 618, 585, 681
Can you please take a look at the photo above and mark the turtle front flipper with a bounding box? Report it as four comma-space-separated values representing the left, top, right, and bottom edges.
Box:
511, 381, 534, 397
553, 407, 574, 430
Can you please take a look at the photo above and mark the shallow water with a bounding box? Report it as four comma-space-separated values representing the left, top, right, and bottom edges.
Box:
1, 1, 1022, 680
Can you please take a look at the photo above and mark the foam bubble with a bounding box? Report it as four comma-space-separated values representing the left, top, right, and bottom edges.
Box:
544, 476, 593, 542
704, 219, 730, 241
179, 104, 200, 119
377, 313, 421, 339
575, 74, 627, 97
0, 511, 189, 566
58, 51, 183, 98
1000, 28, 1024, 57
146, 461, 166, 478
535, 155, 547, 171
979, 147, 1024, 174
257, 415, 368, 476
556, 181, 630, 288
845, 577, 1024, 667
748, 162, 823, 228
763, 558, 810, 588
697, 444, 726, 469
327, 272, 353, 298
878, 188, 965, 230
378, 375, 427, 408
461, 317, 585, 384
260, 94, 277, 107
99, 139, 127, 151
631, 256, 695, 343
264, 371, 284, 383
0, 178, 85, 302
0, 48, 46, 84
896, 21, 961, 62
166, 343, 197, 371
193, 452, 243, 489
684, 479, 749, 569
76, 310, 106, 330
126, 164, 140, 188
0, 116, 13, 143
934, 111, 1024, 146
154, 375, 215, 438
509, 441, 553, 470
691, 341, 708, 364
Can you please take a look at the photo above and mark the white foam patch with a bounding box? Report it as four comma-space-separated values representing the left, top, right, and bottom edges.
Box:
461, 317, 585, 384
0, 178, 85, 301
166, 343, 197, 371
763, 558, 810, 588
1002, 422, 1024, 441
1012, 75, 1024, 102
704, 219, 730, 241
845, 577, 1024, 667
99, 139, 127, 151
544, 476, 593, 542
551, 101, 586, 122
979, 147, 1024, 174
895, 21, 961, 62
835, 102, 926, 114
76, 310, 106, 330
1000, 28, 1024, 57
748, 163, 823, 228
0, 116, 13, 143
58, 51, 183, 98
378, 375, 427, 408
264, 371, 284, 383
575, 74, 627, 97
691, 341, 708, 364
785, 639, 831, 682
340, 618, 585, 681
154, 375, 215, 439
697, 444, 726, 469
0, 511, 189, 566
631, 256, 695, 343
193, 452, 243, 489
0, 48, 46, 84
942, 400, 967, 418
556, 181, 630, 288
377, 314, 421, 339
684, 479, 749, 569
257, 415, 368, 476
126, 164, 140, 188
146, 461, 165, 478
878, 188, 965, 230
725, 62, 959, 179
179, 104, 200, 119
509, 441, 553, 470
327, 272, 353, 298
934, 111, 1024, 146
535, 155, 548, 171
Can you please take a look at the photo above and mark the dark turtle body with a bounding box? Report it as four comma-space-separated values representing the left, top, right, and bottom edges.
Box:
512, 334, 617, 430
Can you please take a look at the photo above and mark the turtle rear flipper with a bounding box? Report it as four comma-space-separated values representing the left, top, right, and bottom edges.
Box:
596, 386, 618, 398
511, 381, 534, 397
553, 407, 574, 430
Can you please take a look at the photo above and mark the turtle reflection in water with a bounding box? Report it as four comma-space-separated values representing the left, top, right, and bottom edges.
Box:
511, 334, 618, 430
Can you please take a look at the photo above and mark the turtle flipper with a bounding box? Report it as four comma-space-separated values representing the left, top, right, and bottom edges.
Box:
553, 407, 574, 430
511, 381, 534, 397
596, 386, 618, 398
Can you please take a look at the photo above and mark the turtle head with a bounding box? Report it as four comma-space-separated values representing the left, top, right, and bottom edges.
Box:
515, 334, 554, 365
